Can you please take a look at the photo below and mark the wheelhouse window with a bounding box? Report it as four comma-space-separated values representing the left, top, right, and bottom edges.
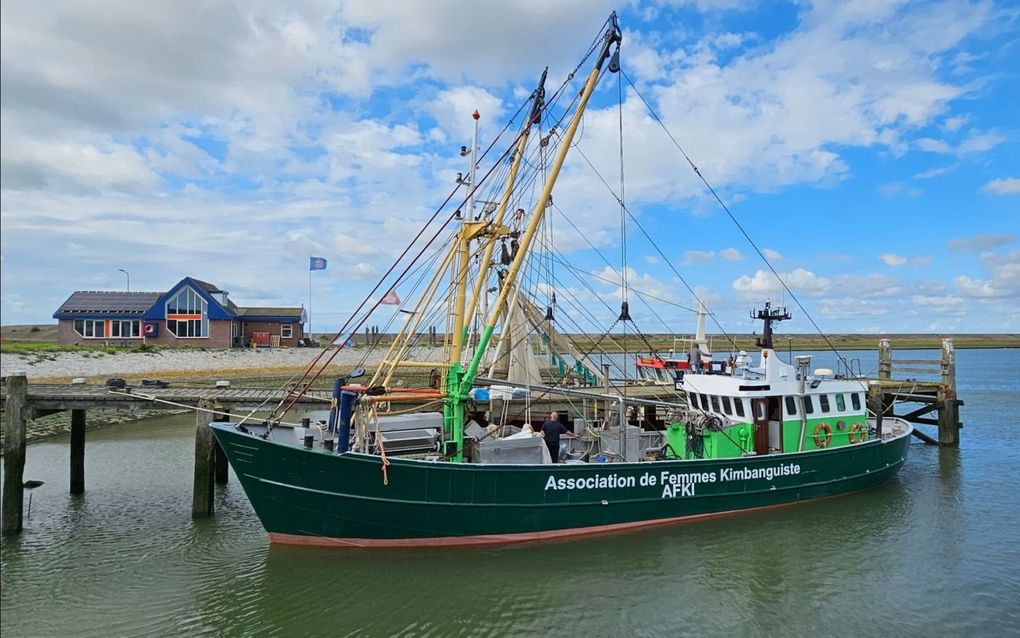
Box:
710, 395, 721, 413
699, 394, 710, 411
819, 394, 831, 413
165, 287, 208, 338
281, 324, 293, 339
836, 393, 846, 411
804, 396, 815, 414
851, 393, 862, 411
734, 399, 746, 418
722, 396, 733, 416
785, 396, 798, 416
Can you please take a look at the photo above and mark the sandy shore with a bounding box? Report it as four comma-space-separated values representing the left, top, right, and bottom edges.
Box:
0, 347, 442, 382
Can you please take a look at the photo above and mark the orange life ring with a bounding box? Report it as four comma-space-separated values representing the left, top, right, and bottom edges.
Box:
848, 422, 867, 444
813, 423, 833, 448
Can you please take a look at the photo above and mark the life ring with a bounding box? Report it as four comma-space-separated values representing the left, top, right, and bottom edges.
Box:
848, 422, 867, 444
813, 423, 833, 448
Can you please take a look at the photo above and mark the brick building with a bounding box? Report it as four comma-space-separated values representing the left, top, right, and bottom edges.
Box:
53, 277, 306, 347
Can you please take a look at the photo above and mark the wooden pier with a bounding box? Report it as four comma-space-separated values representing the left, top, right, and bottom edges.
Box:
1, 378, 333, 534
864, 337, 962, 447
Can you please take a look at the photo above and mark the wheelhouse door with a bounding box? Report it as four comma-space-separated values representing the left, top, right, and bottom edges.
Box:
752, 397, 769, 455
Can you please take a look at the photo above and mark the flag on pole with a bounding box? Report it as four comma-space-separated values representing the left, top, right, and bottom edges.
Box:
380, 289, 401, 305
309, 257, 327, 271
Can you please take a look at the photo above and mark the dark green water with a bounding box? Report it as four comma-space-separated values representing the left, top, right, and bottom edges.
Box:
3, 349, 1019, 636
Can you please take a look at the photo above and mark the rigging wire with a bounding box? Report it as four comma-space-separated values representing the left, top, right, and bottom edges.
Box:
620, 68, 864, 384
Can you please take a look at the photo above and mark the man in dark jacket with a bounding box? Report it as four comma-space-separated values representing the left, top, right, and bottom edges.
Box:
541, 411, 570, 463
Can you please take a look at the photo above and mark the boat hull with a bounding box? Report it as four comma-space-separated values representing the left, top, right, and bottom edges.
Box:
212, 422, 911, 548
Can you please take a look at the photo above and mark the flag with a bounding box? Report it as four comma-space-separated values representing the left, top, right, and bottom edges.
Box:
309, 257, 327, 271
380, 289, 401, 305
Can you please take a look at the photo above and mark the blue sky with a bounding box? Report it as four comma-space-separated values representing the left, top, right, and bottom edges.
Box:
1, 0, 1017, 335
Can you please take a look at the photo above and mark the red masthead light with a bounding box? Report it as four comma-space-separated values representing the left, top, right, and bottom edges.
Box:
472, 110, 480, 120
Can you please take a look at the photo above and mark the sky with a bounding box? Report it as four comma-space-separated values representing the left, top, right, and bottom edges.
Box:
1, 0, 1018, 336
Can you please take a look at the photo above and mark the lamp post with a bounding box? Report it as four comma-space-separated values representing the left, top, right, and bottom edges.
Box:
117, 268, 130, 292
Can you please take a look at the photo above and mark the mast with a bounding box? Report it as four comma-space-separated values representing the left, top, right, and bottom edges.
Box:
464, 69, 548, 361
443, 15, 623, 461
752, 300, 791, 350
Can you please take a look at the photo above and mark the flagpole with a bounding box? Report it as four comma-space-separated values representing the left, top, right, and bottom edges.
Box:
308, 255, 312, 341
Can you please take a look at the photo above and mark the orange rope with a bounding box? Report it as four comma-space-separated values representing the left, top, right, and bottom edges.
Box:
371, 404, 390, 486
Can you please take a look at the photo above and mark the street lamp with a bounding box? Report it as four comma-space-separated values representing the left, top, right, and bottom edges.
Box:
117, 268, 130, 292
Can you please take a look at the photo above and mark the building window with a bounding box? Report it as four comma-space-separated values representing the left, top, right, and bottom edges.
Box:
166, 287, 208, 338
851, 393, 862, 411
819, 394, 831, 413
835, 393, 846, 412
281, 324, 293, 339
110, 320, 140, 338
73, 319, 106, 338
785, 396, 798, 416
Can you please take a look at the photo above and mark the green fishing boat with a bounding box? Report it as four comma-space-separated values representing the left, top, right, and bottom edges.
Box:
212, 14, 912, 548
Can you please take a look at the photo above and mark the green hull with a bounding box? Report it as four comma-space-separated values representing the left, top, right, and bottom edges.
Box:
212, 423, 911, 547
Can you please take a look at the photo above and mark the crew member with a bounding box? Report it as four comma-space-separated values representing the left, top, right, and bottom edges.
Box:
688, 343, 703, 374
541, 411, 571, 463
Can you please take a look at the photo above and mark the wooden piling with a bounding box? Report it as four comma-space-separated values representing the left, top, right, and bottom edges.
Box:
70, 408, 86, 494
192, 399, 216, 518
938, 338, 959, 446
2, 372, 28, 534
213, 408, 229, 484
878, 339, 892, 380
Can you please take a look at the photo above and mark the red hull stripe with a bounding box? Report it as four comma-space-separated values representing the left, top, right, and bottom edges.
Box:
266, 487, 873, 549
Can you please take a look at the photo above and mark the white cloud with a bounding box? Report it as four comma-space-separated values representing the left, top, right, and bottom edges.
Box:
643, 255, 659, 265
881, 253, 908, 267
719, 247, 744, 261
762, 248, 783, 261
954, 275, 1009, 298
982, 177, 1020, 195
880, 253, 931, 267
948, 234, 1016, 251
682, 250, 715, 265
732, 268, 830, 296
913, 294, 966, 312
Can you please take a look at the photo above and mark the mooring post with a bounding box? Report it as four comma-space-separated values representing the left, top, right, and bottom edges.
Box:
2, 372, 28, 534
70, 408, 86, 494
868, 381, 883, 439
192, 399, 216, 518
878, 338, 892, 380
939, 338, 959, 447
213, 405, 229, 484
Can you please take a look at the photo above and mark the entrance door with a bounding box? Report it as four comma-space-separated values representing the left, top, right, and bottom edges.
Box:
766, 396, 783, 453
752, 398, 769, 455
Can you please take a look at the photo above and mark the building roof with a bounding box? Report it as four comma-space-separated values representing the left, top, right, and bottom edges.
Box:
54, 278, 305, 324
235, 307, 304, 318
54, 291, 163, 317
189, 278, 223, 293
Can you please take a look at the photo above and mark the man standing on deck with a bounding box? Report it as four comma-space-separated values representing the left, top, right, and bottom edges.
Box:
541, 411, 571, 463
688, 343, 703, 374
